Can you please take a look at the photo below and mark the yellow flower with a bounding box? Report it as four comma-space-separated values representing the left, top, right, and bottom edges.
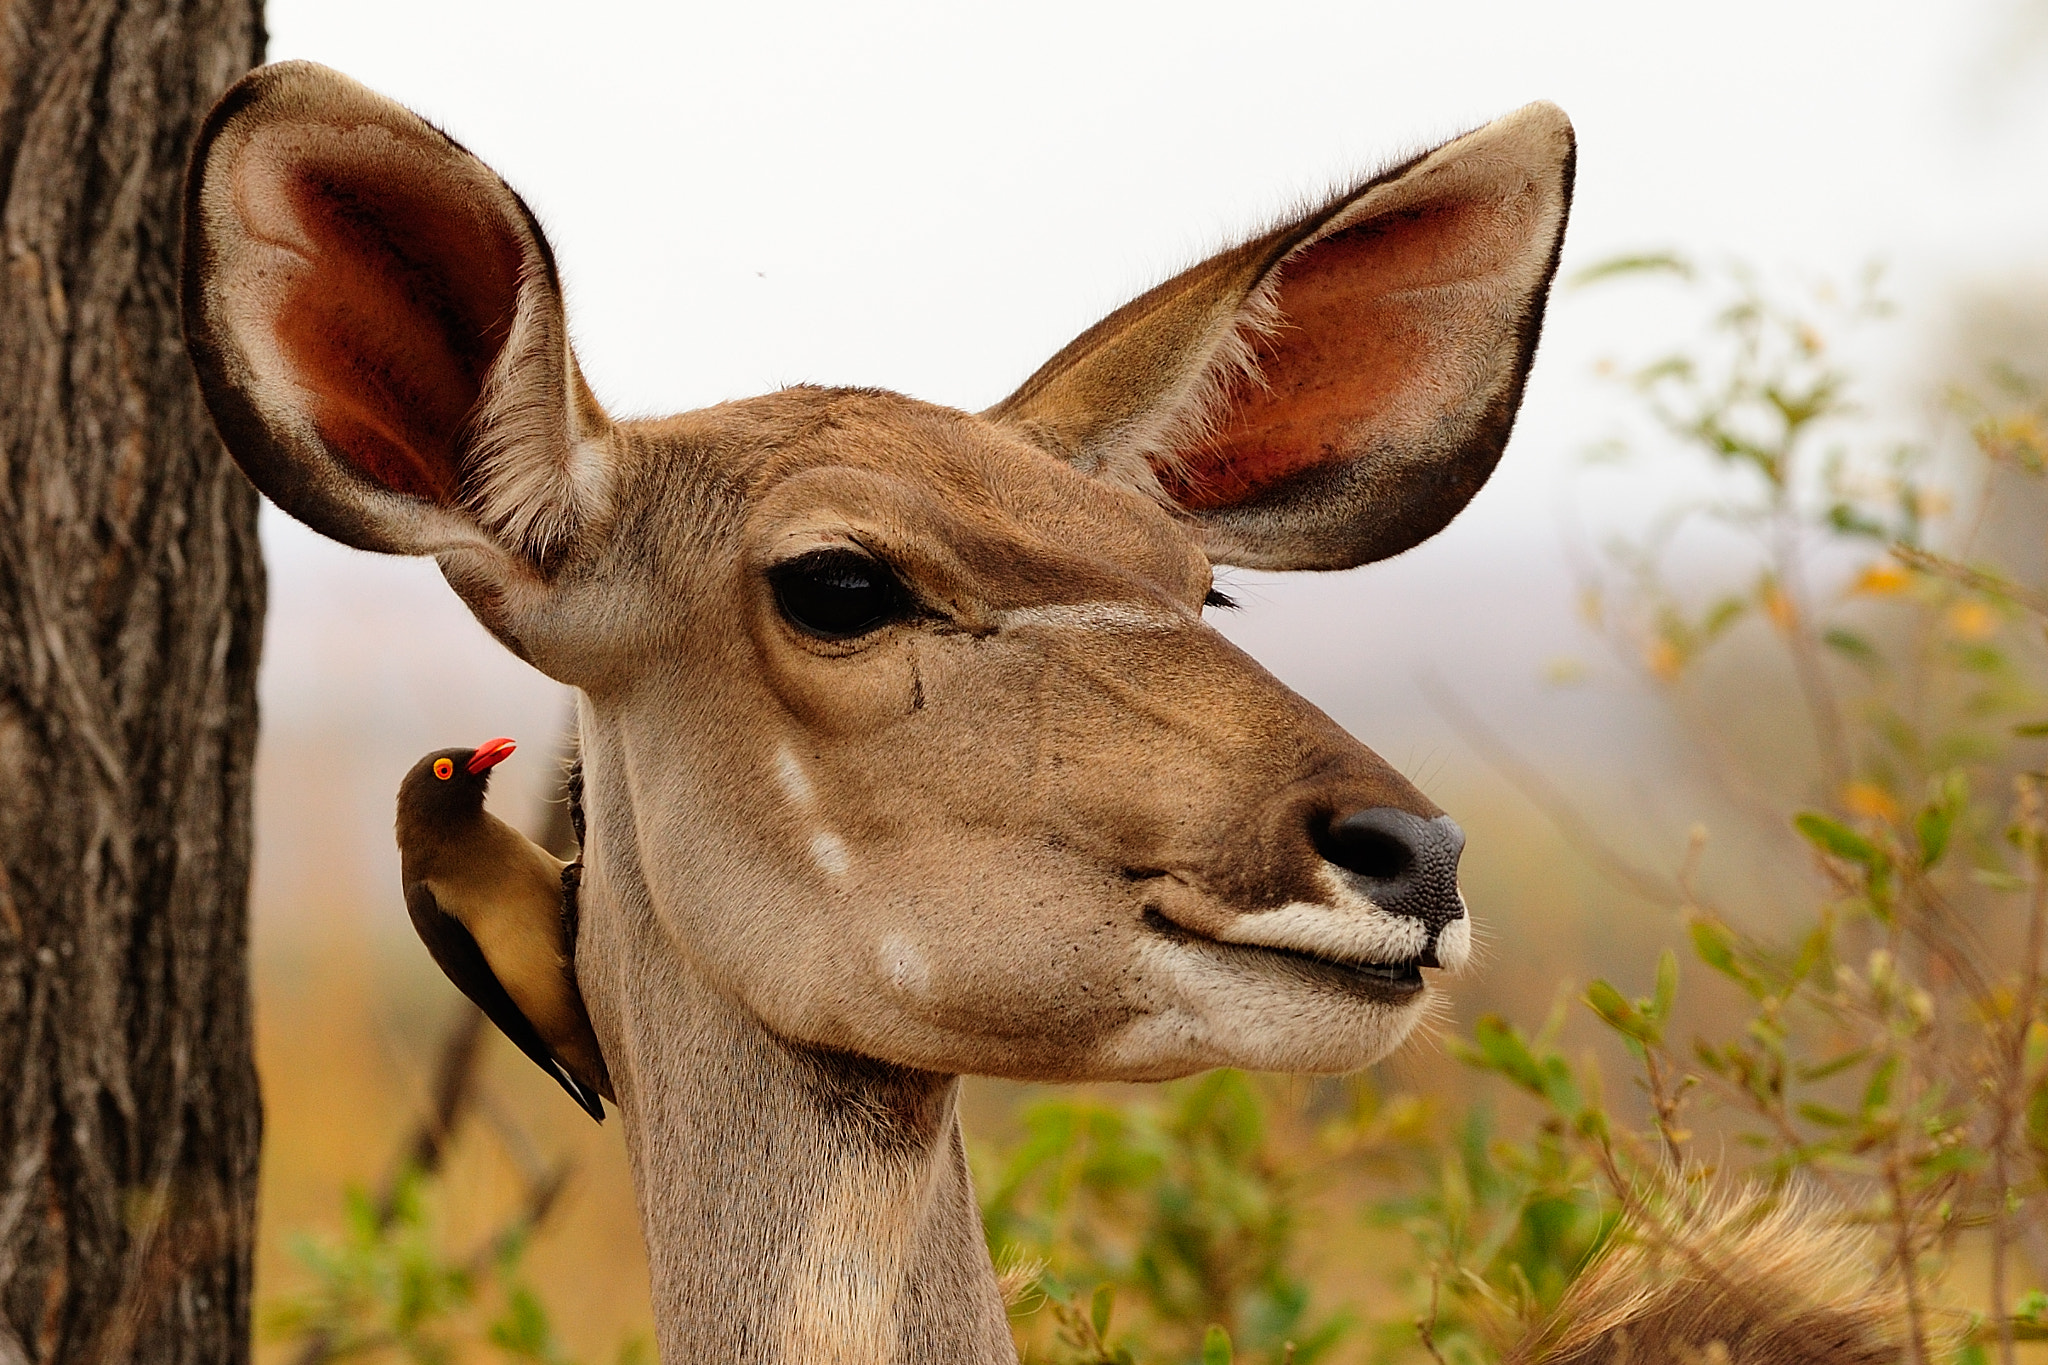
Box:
1850, 562, 1911, 597
1980, 413, 2048, 466
1914, 488, 1953, 520
1947, 599, 1998, 640
1763, 585, 1798, 633
1842, 782, 1900, 823
1646, 638, 1683, 682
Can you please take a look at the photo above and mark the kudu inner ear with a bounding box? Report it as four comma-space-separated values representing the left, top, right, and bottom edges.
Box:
266, 150, 521, 504
989, 103, 1575, 572
183, 61, 607, 565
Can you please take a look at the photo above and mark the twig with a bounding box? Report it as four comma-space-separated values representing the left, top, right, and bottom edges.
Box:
1417, 1274, 1449, 1365
1640, 1048, 1689, 1169
1772, 512, 1852, 795
375, 1005, 488, 1224
463, 1160, 572, 1275
1420, 672, 1688, 908
1893, 545, 2048, 618
292, 1003, 489, 1365
1882, 1153, 1933, 1365
1987, 778, 2048, 1365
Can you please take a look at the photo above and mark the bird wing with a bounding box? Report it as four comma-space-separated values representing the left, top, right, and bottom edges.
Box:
404, 879, 606, 1122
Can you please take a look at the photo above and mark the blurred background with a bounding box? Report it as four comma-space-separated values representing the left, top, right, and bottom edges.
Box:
243, 1, 2048, 1359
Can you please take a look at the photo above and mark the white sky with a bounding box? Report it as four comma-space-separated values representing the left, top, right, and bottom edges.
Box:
265, 0, 2048, 415
249, 0, 2048, 911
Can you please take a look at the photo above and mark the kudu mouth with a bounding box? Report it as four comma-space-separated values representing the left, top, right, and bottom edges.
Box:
1138, 904, 1433, 1002
1133, 800, 1470, 1002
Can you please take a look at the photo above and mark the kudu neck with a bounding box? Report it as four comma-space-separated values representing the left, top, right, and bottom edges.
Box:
573, 743, 1015, 1363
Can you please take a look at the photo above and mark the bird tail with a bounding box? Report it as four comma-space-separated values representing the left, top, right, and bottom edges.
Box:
555, 1063, 605, 1123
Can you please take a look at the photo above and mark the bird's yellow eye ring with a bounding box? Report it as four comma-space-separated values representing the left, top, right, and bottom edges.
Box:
434, 757, 454, 780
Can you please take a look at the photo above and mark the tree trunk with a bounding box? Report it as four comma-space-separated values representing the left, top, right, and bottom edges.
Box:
0, 1, 266, 1361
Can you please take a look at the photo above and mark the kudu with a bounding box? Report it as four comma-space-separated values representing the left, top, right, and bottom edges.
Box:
182, 63, 1573, 1362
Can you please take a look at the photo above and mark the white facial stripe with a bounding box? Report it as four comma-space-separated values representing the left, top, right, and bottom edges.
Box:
994, 601, 1186, 633
810, 832, 850, 876
774, 744, 814, 807
776, 745, 850, 876
878, 933, 930, 996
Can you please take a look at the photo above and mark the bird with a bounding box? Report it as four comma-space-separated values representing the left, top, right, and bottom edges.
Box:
396, 738, 613, 1121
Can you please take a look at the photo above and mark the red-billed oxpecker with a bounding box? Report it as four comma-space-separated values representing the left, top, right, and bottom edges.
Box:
396, 738, 612, 1120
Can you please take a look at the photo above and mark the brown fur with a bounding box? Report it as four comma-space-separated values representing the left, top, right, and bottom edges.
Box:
1510, 1199, 1905, 1365
182, 62, 1576, 1362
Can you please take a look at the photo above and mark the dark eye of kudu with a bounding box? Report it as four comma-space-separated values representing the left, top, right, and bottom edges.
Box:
770, 549, 911, 641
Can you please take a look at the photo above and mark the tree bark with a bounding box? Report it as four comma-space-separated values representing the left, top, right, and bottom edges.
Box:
0, 1, 265, 1361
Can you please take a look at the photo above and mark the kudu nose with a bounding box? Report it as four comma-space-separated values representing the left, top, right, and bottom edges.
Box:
1316, 808, 1467, 932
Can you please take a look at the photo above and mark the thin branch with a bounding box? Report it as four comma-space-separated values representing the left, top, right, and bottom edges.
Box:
1420, 672, 1688, 909
1988, 779, 2048, 1365
1770, 509, 1854, 795
1883, 1153, 1934, 1365
1417, 1275, 1449, 1365
1893, 545, 2048, 618
375, 1005, 488, 1225
290, 1004, 488, 1365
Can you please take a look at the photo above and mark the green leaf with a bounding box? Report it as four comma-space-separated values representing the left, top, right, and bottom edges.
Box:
1823, 627, 1880, 665
1795, 1102, 1856, 1129
1652, 950, 1679, 1022
1462, 1016, 1548, 1094
1862, 1056, 1898, 1114
1796, 1048, 1871, 1081
1090, 1283, 1113, 1341
1203, 1325, 1235, 1365
1916, 1145, 1986, 1178
1917, 803, 1956, 870
1700, 595, 1750, 641
1690, 918, 1744, 980
1571, 252, 1696, 287
1953, 642, 2008, 674
1794, 811, 1883, 868
1826, 505, 1889, 540
1584, 980, 1642, 1038
1975, 868, 2030, 893
487, 1286, 552, 1357
2017, 720, 2048, 738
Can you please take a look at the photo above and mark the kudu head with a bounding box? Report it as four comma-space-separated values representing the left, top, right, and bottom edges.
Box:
183, 62, 1572, 1088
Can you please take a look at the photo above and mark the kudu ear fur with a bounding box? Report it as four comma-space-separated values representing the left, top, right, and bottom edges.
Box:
181, 61, 610, 571
988, 103, 1575, 571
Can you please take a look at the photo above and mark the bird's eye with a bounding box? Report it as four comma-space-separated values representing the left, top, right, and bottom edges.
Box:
434, 757, 454, 780
769, 550, 908, 641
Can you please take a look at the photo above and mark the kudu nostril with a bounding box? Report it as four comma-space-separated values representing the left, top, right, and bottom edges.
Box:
1316, 808, 1467, 931
1321, 822, 1412, 881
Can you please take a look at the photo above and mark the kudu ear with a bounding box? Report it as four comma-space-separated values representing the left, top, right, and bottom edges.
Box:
181, 61, 610, 570
988, 103, 1574, 571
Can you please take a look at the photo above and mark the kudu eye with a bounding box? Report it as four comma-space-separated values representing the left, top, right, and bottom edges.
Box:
769, 550, 907, 641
